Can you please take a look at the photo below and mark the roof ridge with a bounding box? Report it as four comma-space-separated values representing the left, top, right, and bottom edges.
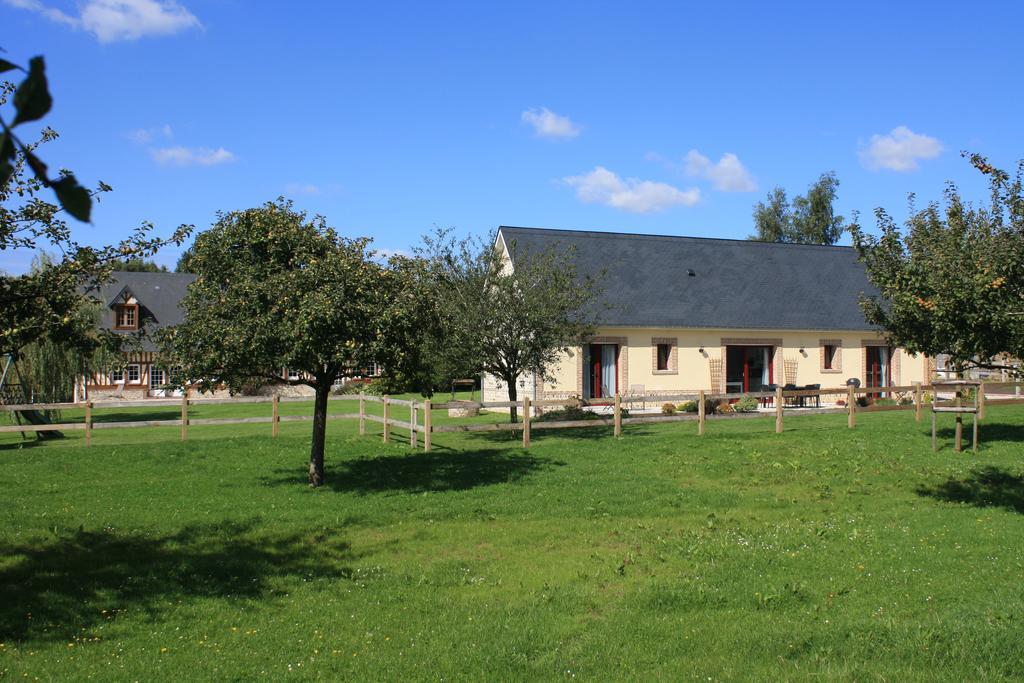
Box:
498, 225, 856, 251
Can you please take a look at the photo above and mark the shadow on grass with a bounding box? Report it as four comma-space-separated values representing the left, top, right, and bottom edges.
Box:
0, 437, 49, 451
936, 423, 1024, 444
916, 466, 1024, 514
0, 519, 356, 643
463, 423, 661, 446
262, 449, 560, 493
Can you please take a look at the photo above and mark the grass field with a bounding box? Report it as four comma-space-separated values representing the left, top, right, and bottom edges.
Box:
2, 399, 1024, 680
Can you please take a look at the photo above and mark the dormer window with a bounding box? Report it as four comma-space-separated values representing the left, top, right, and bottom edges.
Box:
115, 304, 138, 330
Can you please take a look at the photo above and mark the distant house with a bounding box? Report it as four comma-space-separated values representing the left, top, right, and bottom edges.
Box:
482, 226, 933, 404
78, 271, 380, 401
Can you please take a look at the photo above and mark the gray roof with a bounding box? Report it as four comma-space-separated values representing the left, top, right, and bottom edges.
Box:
498, 226, 879, 331
86, 271, 196, 346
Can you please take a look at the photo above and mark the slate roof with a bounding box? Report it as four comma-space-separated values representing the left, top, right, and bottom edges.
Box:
86, 271, 197, 347
497, 226, 879, 331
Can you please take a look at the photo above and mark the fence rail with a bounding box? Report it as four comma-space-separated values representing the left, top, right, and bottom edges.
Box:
4, 382, 1023, 450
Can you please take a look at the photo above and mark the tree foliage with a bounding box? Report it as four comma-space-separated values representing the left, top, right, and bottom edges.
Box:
417, 230, 604, 422
108, 257, 168, 273
850, 153, 1024, 375
162, 199, 425, 486
751, 172, 846, 245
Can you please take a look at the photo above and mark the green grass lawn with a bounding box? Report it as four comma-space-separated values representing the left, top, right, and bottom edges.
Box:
2, 401, 1024, 680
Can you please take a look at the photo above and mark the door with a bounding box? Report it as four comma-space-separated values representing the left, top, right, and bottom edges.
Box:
865, 346, 890, 396
726, 345, 774, 393
583, 344, 618, 399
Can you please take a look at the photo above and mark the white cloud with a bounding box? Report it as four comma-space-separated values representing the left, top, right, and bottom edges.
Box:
125, 124, 173, 144
521, 107, 581, 140
684, 150, 757, 192
284, 183, 322, 196
151, 146, 236, 166
3, 0, 201, 42
859, 126, 943, 172
562, 166, 700, 213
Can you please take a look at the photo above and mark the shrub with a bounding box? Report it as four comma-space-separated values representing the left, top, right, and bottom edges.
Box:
534, 406, 629, 422
678, 400, 698, 413
661, 402, 677, 415
873, 398, 898, 406
733, 396, 759, 413
897, 395, 913, 406
856, 396, 872, 408
715, 402, 735, 415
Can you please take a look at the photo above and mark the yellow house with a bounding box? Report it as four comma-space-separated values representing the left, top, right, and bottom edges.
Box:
482, 226, 931, 403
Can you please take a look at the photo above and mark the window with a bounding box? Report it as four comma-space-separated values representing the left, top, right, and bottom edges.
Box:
656, 344, 671, 371
286, 368, 301, 380
651, 338, 677, 374
820, 340, 842, 373
109, 368, 125, 383
115, 304, 137, 329
126, 364, 141, 383
150, 368, 167, 389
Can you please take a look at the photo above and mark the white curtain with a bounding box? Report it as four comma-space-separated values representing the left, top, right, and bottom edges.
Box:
878, 347, 889, 386
601, 345, 616, 397
762, 347, 771, 387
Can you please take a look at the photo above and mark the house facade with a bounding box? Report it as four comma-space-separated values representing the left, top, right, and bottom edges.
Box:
482, 226, 932, 403
77, 271, 383, 401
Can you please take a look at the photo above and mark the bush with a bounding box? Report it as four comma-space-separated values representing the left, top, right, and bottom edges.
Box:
897, 395, 913, 406
661, 402, 677, 415
678, 400, 698, 413
733, 396, 759, 413
534, 406, 629, 423
873, 398, 898, 406
856, 396, 872, 408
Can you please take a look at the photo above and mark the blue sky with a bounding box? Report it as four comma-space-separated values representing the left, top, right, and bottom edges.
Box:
3, 0, 1022, 272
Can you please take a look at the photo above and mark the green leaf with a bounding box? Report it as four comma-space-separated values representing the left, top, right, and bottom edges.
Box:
0, 58, 20, 74
24, 149, 49, 180
52, 175, 92, 222
12, 56, 53, 126
0, 133, 14, 186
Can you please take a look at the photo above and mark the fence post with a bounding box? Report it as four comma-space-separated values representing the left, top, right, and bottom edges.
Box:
85, 400, 93, 447
914, 381, 923, 423
775, 386, 784, 434
272, 394, 280, 437
410, 402, 418, 449
358, 391, 366, 435
698, 390, 705, 436
180, 394, 189, 441
522, 396, 531, 448
382, 396, 391, 443
423, 398, 431, 452
614, 393, 622, 438
978, 382, 986, 421
847, 385, 856, 429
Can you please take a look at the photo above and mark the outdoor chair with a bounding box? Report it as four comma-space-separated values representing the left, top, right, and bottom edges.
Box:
761, 384, 777, 407
804, 383, 821, 408
783, 383, 799, 407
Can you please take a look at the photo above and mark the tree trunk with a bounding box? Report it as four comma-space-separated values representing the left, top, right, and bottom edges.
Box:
308, 382, 329, 487
506, 379, 518, 424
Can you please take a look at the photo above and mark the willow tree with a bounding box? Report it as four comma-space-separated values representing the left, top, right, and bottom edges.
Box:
851, 153, 1024, 375
163, 199, 423, 487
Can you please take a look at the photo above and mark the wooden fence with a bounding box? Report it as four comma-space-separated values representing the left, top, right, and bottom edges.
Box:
3, 382, 1023, 451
